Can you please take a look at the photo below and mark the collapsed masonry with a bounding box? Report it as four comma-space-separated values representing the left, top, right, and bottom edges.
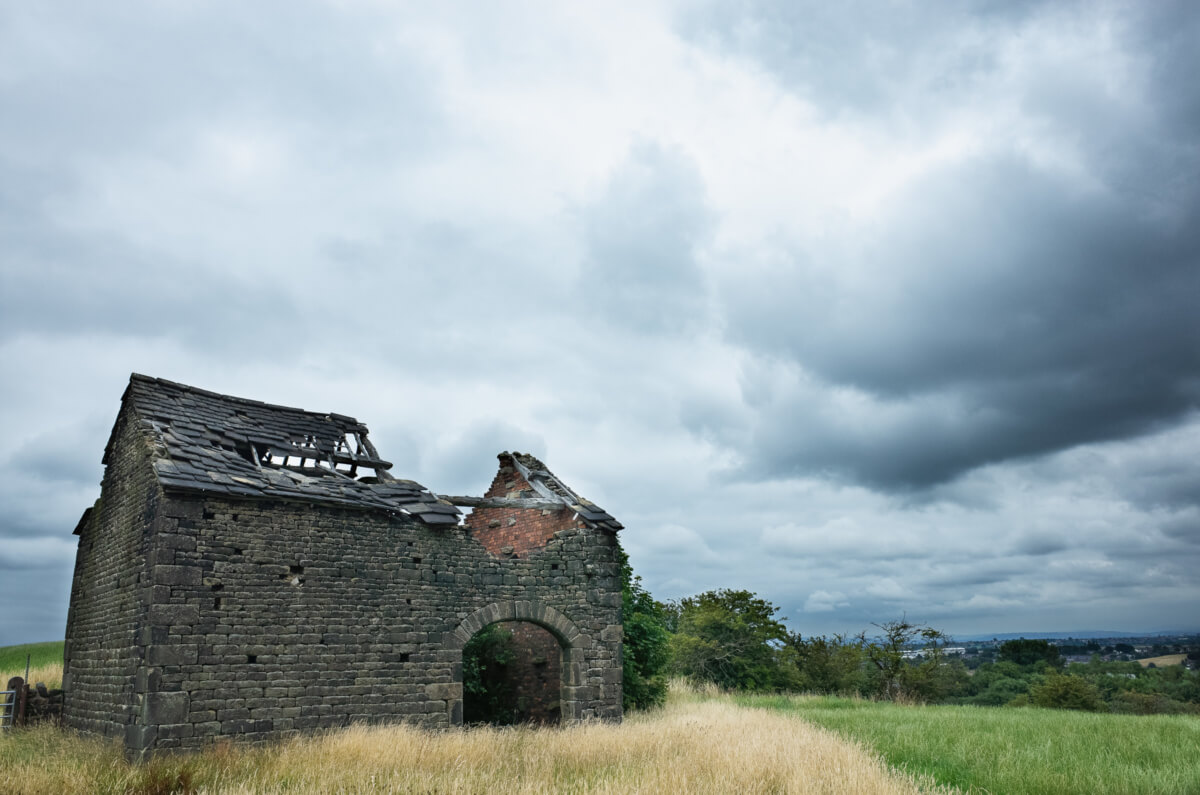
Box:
63, 374, 624, 756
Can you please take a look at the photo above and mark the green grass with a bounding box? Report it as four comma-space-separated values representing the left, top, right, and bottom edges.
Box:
740, 693, 1200, 795
0, 641, 63, 678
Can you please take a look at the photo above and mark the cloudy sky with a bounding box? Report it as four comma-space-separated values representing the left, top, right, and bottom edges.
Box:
2, 1, 1197, 646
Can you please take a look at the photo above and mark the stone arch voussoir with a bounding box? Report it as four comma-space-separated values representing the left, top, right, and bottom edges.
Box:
446, 600, 589, 725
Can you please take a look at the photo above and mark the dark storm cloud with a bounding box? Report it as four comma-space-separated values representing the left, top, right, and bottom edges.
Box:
704, 7, 1200, 491
575, 141, 713, 334
725, 159, 1200, 489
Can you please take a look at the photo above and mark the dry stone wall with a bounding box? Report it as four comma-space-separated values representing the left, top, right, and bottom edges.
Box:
67, 474, 623, 755
63, 404, 158, 740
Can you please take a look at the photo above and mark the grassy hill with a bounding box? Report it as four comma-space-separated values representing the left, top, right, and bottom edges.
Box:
0, 641, 63, 679
1138, 653, 1188, 668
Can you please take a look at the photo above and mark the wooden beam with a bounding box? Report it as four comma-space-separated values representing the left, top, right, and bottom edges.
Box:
436, 495, 567, 511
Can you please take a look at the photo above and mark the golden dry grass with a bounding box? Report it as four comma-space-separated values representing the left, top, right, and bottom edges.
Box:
1, 684, 954, 794
1137, 654, 1187, 668
3, 662, 63, 689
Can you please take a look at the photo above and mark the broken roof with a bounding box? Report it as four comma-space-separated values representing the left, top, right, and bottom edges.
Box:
506, 452, 624, 533
111, 374, 460, 525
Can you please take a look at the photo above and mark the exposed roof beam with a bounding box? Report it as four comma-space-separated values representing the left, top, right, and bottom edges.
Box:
436, 495, 567, 511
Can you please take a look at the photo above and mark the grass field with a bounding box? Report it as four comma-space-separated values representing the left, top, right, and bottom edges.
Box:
0, 683, 942, 795
1138, 654, 1188, 668
741, 693, 1200, 795
5, 641, 1197, 794
0, 641, 63, 680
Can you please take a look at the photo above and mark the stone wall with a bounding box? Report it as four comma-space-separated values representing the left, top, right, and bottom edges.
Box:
465, 459, 586, 557
63, 403, 157, 740
498, 621, 563, 724
83, 485, 621, 755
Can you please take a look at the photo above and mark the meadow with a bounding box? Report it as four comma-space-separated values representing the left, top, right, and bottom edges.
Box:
741, 692, 1200, 795
1, 681, 938, 795
0, 641, 64, 679
5, 644, 1199, 794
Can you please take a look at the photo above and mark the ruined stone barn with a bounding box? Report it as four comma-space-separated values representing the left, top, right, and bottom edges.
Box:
64, 374, 625, 756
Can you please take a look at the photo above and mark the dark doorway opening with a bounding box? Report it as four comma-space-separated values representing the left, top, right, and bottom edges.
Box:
462, 621, 563, 725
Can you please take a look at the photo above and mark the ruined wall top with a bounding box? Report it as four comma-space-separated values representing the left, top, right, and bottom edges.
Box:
102, 374, 459, 525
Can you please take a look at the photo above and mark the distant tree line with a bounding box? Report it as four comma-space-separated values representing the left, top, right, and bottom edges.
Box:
618, 581, 1200, 715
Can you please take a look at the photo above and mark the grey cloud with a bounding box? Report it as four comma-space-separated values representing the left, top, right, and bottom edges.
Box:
1159, 513, 1200, 545
722, 150, 1200, 490
679, 0, 1042, 118
575, 141, 713, 334
1011, 533, 1069, 557
419, 420, 547, 497
0, 3, 443, 164
0, 565, 74, 646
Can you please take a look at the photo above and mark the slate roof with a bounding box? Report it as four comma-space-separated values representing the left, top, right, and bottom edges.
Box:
508, 452, 624, 533
111, 374, 460, 525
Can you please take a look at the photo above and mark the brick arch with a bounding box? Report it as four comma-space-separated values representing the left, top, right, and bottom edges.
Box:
445, 600, 588, 725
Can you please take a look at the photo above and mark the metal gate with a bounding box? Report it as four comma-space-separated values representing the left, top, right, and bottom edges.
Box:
0, 687, 15, 729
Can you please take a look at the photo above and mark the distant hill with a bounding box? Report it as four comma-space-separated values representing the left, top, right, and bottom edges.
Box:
955, 630, 1198, 641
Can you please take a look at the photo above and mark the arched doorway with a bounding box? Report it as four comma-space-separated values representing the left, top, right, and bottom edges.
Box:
447, 601, 587, 726
463, 621, 562, 725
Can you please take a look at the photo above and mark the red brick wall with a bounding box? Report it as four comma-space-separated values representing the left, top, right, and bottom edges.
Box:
499, 621, 562, 724
465, 455, 586, 557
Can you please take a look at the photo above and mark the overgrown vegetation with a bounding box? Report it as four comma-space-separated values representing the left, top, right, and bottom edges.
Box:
0, 685, 940, 795
618, 545, 670, 711
461, 623, 518, 725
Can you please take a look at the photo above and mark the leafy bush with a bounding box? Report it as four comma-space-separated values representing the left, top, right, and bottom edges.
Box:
1029, 673, 1104, 711
621, 571, 670, 711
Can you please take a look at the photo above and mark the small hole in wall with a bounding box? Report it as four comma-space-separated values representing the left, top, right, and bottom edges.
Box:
203, 510, 215, 520
234, 548, 243, 556
232, 514, 240, 522
290, 565, 305, 575
247, 654, 257, 664
406, 598, 412, 605
551, 564, 559, 571
211, 583, 223, 592
399, 653, 410, 663
214, 597, 222, 609
412, 557, 421, 564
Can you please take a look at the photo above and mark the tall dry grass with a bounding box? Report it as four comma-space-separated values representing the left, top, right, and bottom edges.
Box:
3, 662, 64, 689
1, 683, 952, 794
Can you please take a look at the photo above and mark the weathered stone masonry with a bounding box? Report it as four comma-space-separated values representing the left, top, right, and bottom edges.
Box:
64, 375, 624, 756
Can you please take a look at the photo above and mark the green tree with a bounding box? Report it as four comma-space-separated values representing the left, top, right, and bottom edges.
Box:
788, 633, 869, 695
998, 638, 1062, 668
863, 618, 951, 702
668, 589, 793, 691
620, 553, 670, 710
